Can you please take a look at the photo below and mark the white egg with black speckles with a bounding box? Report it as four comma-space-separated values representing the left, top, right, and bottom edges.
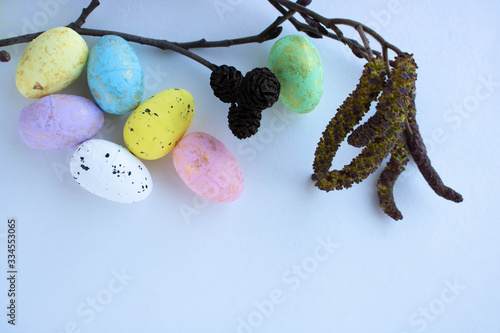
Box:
70, 139, 152, 203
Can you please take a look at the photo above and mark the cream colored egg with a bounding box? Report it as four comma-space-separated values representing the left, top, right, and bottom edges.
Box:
15, 27, 88, 98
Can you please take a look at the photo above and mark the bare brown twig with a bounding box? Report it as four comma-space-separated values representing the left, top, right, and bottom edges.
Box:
268, 0, 381, 60
356, 25, 374, 59
0, 0, 218, 70
273, 0, 403, 57
67, 0, 100, 29
0, 0, 403, 67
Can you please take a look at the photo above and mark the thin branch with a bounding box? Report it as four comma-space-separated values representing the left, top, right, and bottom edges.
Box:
329, 18, 403, 55
383, 46, 391, 75
268, 1, 316, 34
74, 28, 217, 70
176, 7, 296, 49
356, 25, 374, 59
267, 0, 380, 60
274, 0, 403, 56
67, 0, 100, 29
0, 27, 217, 71
0, 0, 403, 70
0, 0, 217, 71
0, 32, 44, 48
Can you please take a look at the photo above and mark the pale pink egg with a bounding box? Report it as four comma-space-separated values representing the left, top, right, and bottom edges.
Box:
173, 132, 244, 202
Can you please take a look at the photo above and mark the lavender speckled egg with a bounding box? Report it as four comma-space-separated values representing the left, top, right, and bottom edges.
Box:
18, 94, 104, 150
70, 139, 153, 203
173, 132, 244, 203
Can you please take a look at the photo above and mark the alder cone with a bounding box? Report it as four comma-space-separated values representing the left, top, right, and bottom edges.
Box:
210, 65, 243, 103
228, 103, 262, 139
0, 50, 10, 62
238, 67, 280, 110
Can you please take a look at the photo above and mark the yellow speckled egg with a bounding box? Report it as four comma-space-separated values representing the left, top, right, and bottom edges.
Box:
15, 27, 88, 99
123, 89, 195, 160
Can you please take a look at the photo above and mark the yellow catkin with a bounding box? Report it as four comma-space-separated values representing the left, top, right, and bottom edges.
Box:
313, 53, 417, 191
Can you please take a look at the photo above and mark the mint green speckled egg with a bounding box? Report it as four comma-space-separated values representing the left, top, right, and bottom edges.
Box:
268, 35, 323, 114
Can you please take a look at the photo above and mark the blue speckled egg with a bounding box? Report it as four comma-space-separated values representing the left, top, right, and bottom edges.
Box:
87, 35, 144, 115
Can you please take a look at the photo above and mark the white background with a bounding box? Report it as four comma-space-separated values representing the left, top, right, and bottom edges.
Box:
1, 0, 499, 332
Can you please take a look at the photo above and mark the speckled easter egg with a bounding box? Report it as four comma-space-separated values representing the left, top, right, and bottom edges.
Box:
124, 89, 195, 160
87, 35, 145, 114
173, 132, 243, 203
268, 35, 323, 114
70, 139, 152, 203
15, 27, 88, 98
18, 94, 104, 150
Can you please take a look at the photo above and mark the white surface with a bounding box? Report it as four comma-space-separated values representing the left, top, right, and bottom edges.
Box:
1, 1, 499, 332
